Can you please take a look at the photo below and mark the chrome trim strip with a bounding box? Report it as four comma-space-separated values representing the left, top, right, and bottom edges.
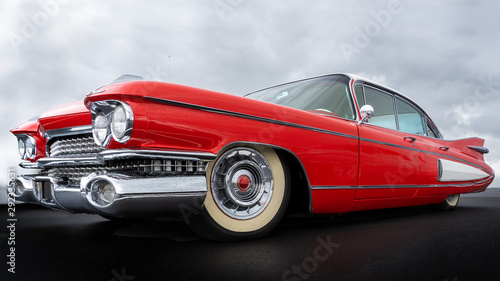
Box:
44, 125, 92, 139
358, 185, 420, 189
359, 137, 493, 176
19, 162, 41, 169
311, 178, 495, 191
311, 185, 357, 190
359, 137, 419, 152
146, 96, 359, 140
357, 179, 495, 189
98, 149, 216, 161
36, 149, 217, 168
438, 159, 443, 181
38, 157, 102, 168
474, 176, 495, 185
147, 96, 491, 176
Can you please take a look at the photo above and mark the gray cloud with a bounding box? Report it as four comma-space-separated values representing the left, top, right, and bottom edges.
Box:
1, 0, 499, 188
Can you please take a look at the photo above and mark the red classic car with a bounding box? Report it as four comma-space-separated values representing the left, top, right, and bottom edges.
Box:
9, 73, 494, 241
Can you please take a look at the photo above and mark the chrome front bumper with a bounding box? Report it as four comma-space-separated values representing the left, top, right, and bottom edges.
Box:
9, 173, 207, 217
8, 149, 215, 218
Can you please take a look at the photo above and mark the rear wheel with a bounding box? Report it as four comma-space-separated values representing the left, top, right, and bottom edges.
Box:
432, 194, 460, 211
187, 146, 290, 241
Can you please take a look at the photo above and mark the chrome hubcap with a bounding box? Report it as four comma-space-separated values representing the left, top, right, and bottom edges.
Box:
211, 148, 273, 220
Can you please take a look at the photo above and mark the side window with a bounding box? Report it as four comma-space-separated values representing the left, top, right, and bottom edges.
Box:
299, 81, 356, 120
427, 124, 437, 138
355, 85, 365, 107
325, 83, 356, 120
396, 97, 425, 135
364, 86, 397, 130
426, 119, 439, 138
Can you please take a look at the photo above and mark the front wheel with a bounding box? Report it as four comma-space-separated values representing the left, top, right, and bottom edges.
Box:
432, 194, 460, 211
187, 146, 290, 242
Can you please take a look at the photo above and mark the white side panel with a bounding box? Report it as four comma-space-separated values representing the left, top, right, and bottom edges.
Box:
439, 159, 489, 182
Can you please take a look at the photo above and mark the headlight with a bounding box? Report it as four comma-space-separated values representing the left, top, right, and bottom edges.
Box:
18, 138, 26, 159
93, 112, 109, 146
17, 135, 37, 160
111, 103, 133, 142
91, 100, 133, 146
25, 136, 36, 159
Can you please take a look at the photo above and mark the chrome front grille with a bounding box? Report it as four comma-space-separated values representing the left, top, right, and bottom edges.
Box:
49, 135, 102, 158
47, 159, 208, 187
45, 131, 210, 187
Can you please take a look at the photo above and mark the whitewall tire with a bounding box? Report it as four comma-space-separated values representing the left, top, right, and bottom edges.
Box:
187, 146, 290, 241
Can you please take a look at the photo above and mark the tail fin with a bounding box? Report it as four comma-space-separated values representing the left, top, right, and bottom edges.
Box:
449, 137, 487, 161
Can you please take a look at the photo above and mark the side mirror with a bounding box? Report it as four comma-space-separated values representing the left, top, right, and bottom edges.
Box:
358, 105, 374, 125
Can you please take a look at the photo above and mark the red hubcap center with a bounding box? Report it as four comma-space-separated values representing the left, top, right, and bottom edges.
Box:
237, 175, 251, 191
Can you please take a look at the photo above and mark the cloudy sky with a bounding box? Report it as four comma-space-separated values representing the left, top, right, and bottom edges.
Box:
1, 0, 499, 194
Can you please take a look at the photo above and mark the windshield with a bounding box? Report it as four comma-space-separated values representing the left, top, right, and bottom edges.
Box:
246, 75, 356, 120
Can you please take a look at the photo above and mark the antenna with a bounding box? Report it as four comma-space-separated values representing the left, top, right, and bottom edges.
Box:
169, 56, 171, 82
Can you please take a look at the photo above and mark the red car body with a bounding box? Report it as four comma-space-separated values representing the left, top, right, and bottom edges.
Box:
9, 73, 494, 241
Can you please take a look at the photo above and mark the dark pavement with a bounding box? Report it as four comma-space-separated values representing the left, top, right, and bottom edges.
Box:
1, 189, 499, 281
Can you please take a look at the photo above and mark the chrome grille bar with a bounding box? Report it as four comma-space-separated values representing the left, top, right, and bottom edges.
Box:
49, 135, 102, 158
47, 159, 208, 187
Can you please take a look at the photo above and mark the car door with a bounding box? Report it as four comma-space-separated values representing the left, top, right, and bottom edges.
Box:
355, 84, 420, 199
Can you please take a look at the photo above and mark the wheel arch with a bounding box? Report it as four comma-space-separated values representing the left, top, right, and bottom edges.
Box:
215, 142, 313, 215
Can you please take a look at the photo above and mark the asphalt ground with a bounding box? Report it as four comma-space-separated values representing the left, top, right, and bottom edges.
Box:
0, 189, 499, 281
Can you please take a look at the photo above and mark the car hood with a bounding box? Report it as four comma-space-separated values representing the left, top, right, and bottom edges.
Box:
38, 100, 91, 132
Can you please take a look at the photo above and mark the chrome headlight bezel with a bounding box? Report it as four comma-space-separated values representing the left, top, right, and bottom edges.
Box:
90, 100, 134, 147
110, 103, 134, 143
93, 111, 110, 146
17, 135, 37, 160
18, 138, 26, 159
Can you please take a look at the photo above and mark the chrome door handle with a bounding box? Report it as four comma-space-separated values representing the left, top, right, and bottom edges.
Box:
404, 137, 416, 146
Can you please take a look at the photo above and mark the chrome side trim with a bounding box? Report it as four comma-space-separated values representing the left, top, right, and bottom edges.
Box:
360, 137, 419, 152
310, 179, 495, 190
357, 180, 494, 189
359, 137, 493, 176
146, 96, 359, 140
358, 185, 420, 189
311, 186, 357, 190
